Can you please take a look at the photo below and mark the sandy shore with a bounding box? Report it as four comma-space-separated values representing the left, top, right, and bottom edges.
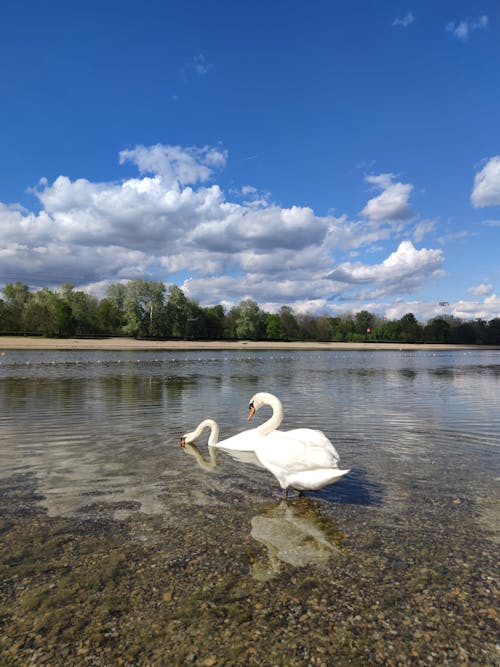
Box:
0, 335, 497, 351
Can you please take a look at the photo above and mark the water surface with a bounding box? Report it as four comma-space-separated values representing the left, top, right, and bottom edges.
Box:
1, 349, 498, 665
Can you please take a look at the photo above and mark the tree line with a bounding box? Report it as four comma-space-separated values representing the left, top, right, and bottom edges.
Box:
1, 280, 499, 345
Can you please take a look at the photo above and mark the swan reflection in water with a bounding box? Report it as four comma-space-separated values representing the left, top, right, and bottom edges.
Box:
249, 499, 345, 580
181, 442, 345, 581
181, 441, 263, 470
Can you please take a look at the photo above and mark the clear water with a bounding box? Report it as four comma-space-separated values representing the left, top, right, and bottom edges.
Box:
1, 349, 498, 528
1, 348, 499, 664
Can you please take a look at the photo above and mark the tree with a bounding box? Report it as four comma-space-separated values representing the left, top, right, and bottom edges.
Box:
424, 318, 451, 343
378, 319, 401, 341
487, 318, 500, 344
398, 312, 422, 342
278, 306, 299, 340
119, 279, 166, 337
165, 284, 190, 338
203, 305, 226, 339
265, 313, 285, 340
59, 284, 99, 334
96, 298, 124, 334
451, 322, 475, 344
336, 315, 356, 341
235, 299, 264, 340
354, 310, 375, 335
2, 282, 32, 332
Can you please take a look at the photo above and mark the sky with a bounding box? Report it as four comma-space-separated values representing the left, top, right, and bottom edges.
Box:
1, 0, 499, 322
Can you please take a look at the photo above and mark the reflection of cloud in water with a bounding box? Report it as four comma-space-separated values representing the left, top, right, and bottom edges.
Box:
249, 498, 345, 581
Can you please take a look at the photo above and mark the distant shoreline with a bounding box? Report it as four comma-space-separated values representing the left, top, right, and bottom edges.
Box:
1, 335, 498, 351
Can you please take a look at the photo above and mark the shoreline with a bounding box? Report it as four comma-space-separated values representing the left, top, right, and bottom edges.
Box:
0, 335, 498, 351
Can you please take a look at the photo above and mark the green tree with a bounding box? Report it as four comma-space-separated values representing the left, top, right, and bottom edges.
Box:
96, 298, 124, 334
203, 305, 226, 339
398, 312, 422, 342
424, 318, 451, 343
235, 299, 264, 340
119, 279, 166, 337
265, 313, 285, 340
354, 310, 375, 335
165, 284, 190, 338
2, 282, 32, 332
378, 320, 402, 341
278, 306, 299, 340
487, 318, 500, 344
451, 322, 475, 344
59, 284, 99, 334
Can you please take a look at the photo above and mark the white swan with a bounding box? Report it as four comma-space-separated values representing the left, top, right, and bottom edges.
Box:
248, 392, 350, 497
180, 396, 284, 453
179, 418, 265, 466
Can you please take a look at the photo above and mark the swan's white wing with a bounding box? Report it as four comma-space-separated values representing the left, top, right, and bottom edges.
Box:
283, 428, 340, 462
256, 430, 339, 471
286, 468, 350, 490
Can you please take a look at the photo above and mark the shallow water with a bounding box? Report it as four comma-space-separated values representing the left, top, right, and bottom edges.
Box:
0, 349, 499, 665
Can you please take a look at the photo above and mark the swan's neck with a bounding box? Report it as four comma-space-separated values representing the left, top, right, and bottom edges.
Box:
256, 394, 284, 435
191, 418, 219, 446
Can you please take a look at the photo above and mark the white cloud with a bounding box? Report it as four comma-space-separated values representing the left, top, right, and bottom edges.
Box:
413, 219, 436, 243
180, 54, 214, 80
327, 240, 444, 297
361, 173, 414, 222
119, 144, 227, 188
468, 283, 493, 297
471, 156, 500, 207
446, 15, 488, 40
0, 144, 449, 318
452, 293, 500, 320
392, 13, 414, 28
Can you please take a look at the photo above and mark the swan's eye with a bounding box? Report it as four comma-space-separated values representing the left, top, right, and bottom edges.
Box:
248, 401, 254, 409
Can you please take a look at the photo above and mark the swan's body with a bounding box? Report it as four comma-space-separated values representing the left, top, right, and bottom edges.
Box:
248, 392, 350, 496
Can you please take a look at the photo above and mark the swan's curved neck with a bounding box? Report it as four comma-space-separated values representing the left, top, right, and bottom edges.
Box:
256, 393, 284, 436
189, 418, 220, 446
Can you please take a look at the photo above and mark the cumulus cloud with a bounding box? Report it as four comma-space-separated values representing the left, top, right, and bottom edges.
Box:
327, 240, 444, 298
471, 156, 500, 207
119, 144, 227, 187
392, 13, 414, 28
361, 173, 414, 222
0, 143, 448, 317
468, 283, 493, 297
446, 15, 488, 40
452, 293, 500, 320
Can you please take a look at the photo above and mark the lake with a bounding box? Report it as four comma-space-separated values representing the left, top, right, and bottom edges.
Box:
0, 349, 498, 665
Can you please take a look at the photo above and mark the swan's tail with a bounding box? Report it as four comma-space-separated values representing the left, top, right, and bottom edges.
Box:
287, 468, 350, 491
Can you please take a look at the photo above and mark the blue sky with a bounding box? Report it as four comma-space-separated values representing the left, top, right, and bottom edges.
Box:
1, 0, 499, 322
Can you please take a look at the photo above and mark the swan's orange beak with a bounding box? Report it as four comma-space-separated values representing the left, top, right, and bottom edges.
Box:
248, 403, 255, 421
179, 436, 186, 447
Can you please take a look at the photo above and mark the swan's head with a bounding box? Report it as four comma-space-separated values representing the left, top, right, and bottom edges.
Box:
248, 392, 281, 421
179, 429, 197, 447
179, 419, 218, 446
